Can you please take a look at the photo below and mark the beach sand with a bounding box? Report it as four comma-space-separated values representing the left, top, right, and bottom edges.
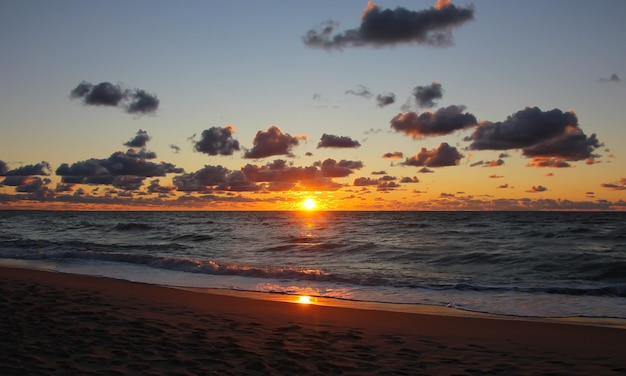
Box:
1, 266, 624, 375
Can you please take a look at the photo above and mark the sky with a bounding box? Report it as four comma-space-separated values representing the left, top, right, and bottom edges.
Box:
1, 0, 625, 211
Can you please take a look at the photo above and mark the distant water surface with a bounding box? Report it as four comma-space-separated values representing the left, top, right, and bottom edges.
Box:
1, 210, 624, 318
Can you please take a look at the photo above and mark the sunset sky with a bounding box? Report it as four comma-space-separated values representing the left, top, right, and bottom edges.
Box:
1, 0, 625, 211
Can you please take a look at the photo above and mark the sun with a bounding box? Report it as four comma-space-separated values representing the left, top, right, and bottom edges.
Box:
302, 198, 317, 211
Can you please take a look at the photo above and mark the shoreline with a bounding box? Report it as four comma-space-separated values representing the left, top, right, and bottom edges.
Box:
2, 265, 625, 374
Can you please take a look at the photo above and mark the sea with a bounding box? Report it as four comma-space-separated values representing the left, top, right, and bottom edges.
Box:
1, 210, 624, 319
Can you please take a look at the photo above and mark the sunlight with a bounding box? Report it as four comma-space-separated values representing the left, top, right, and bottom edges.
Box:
297, 295, 312, 304
302, 198, 317, 211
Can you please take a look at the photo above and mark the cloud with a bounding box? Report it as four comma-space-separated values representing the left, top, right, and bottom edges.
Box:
382, 151, 404, 159
600, 178, 626, 191
484, 159, 504, 167
124, 129, 151, 148
354, 177, 379, 186
402, 142, 463, 167
0, 161, 7, 176
345, 85, 373, 99
390, 105, 477, 138
56, 149, 183, 188
318, 159, 363, 177
376, 92, 396, 107
467, 107, 580, 150
400, 176, 420, 183
70, 81, 159, 114
193, 126, 241, 156
525, 158, 571, 168
521, 127, 602, 161
173, 165, 232, 192
303, 1, 475, 49
4, 161, 51, 176
413, 82, 443, 108
317, 133, 361, 148
169, 144, 181, 153
526, 185, 548, 193
599, 73, 620, 83
244, 126, 305, 159
125, 89, 160, 114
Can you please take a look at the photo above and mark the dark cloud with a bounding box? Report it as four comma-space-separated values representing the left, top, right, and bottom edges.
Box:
382, 151, 403, 159
467, 107, 579, 150
124, 129, 151, 148
413, 82, 443, 108
391, 105, 477, 138
173, 165, 231, 192
244, 126, 305, 159
354, 177, 379, 186
0, 161, 6, 175
522, 128, 601, 161
241, 160, 342, 191
470, 159, 504, 167
345, 85, 373, 99
126, 90, 159, 114
170, 144, 181, 153
56, 149, 183, 187
317, 133, 361, 148
318, 159, 364, 178
5, 161, 51, 176
303, 1, 475, 49
193, 126, 240, 156
402, 142, 463, 167
70, 81, 159, 114
418, 167, 434, 173
376, 92, 396, 107
112, 176, 146, 191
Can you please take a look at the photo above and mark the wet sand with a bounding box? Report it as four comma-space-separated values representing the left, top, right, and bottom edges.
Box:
1, 266, 624, 375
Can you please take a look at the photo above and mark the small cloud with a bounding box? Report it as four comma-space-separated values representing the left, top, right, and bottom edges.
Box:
317, 134, 361, 148
125, 89, 159, 114
488, 174, 503, 178
400, 176, 420, 183
526, 185, 548, 193
496, 183, 509, 189
598, 73, 620, 83
244, 126, 305, 159
376, 92, 396, 107
124, 129, 151, 148
600, 178, 626, 191
345, 85, 373, 99
303, 1, 475, 49
70, 81, 160, 115
193, 126, 240, 156
402, 142, 463, 168
413, 82, 443, 109
169, 144, 181, 153
382, 151, 404, 159
418, 167, 434, 173
391, 105, 477, 138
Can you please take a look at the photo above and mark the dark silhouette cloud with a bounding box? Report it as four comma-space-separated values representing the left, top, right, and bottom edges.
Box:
56, 149, 183, 188
376, 92, 396, 107
169, 144, 181, 153
0, 161, 6, 175
525, 158, 571, 168
467, 107, 579, 150
318, 158, 364, 178
354, 177, 379, 186
244, 126, 305, 159
303, 1, 475, 49
70, 81, 159, 114
413, 82, 443, 108
173, 165, 231, 192
345, 85, 373, 99
522, 129, 601, 161
402, 142, 463, 167
124, 129, 151, 148
391, 105, 477, 138
400, 176, 420, 183
317, 134, 361, 148
526, 185, 548, 193
601, 178, 626, 191
5, 161, 51, 176
126, 90, 160, 114
193, 126, 240, 156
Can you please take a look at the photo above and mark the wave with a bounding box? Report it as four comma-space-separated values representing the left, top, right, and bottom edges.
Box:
114, 222, 152, 231
1, 249, 623, 298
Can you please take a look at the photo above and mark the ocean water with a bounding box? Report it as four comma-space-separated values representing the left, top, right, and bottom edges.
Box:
0, 210, 624, 319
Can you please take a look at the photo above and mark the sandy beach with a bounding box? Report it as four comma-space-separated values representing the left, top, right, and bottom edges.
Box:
1, 266, 624, 375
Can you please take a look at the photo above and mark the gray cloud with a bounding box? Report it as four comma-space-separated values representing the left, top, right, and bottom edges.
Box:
317, 134, 361, 148
193, 126, 240, 156
599, 73, 620, 83
318, 159, 363, 178
124, 129, 151, 148
413, 82, 443, 108
376, 92, 396, 107
303, 1, 475, 49
391, 105, 477, 138
5, 161, 51, 176
345, 85, 373, 99
70, 81, 159, 114
402, 142, 463, 167
244, 126, 305, 159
